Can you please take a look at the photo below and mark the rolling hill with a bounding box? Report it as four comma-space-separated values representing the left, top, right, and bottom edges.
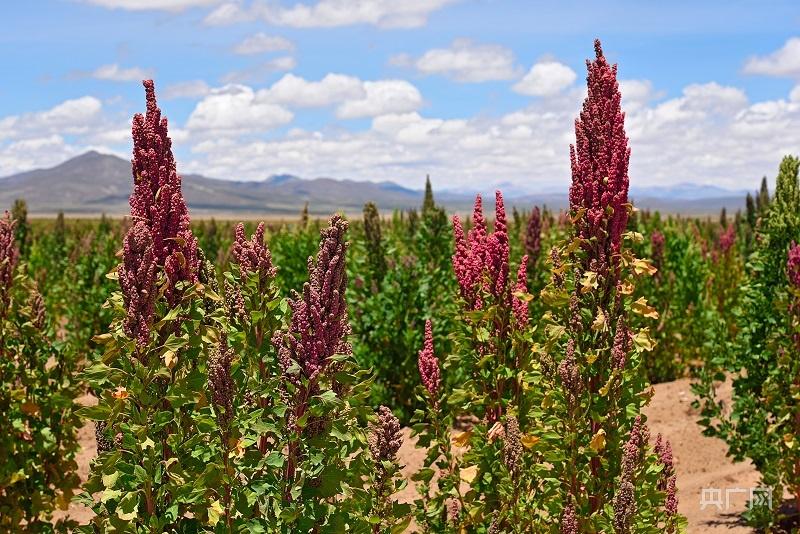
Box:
0, 151, 745, 217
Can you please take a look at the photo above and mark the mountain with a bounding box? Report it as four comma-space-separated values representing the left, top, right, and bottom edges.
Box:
0, 151, 745, 217
0, 151, 426, 216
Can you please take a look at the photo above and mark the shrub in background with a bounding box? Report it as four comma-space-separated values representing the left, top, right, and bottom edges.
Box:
695, 155, 800, 528
350, 182, 458, 423
0, 211, 82, 531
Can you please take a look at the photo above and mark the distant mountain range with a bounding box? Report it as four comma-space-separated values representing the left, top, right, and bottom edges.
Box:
0, 151, 746, 217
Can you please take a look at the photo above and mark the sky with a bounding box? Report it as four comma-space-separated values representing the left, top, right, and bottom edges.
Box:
2, 0, 800, 193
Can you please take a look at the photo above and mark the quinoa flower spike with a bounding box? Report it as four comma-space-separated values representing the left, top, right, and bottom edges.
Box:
130, 79, 199, 305
569, 39, 630, 267
274, 214, 351, 382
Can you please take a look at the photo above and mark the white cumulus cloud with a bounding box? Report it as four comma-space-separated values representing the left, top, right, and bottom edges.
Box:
263, 73, 365, 107
203, 1, 252, 24
91, 64, 154, 82
186, 85, 293, 133
743, 37, 800, 78
396, 39, 519, 82
0, 96, 126, 176
233, 33, 294, 55
336, 80, 423, 118
513, 60, 577, 97
211, 0, 457, 28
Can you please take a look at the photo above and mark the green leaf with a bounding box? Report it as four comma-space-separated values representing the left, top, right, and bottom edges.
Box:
264, 451, 284, 468
76, 404, 112, 421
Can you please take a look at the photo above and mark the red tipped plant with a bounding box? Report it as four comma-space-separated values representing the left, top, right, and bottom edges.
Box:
0, 212, 18, 323
569, 39, 630, 276
130, 80, 198, 303
540, 39, 683, 531
274, 215, 350, 382
232, 222, 277, 285
417, 319, 440, 401
524, 206, 542, 285
118, 221, 157, 351
452, 191, 514, 311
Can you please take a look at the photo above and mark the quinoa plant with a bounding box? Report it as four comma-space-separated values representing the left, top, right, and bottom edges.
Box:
695, 155, 800, 528
77, 81, 217, 531
11, 198, 30, 258
261, 215, 409, 531
412, 40, 684, 533
411, 190, 544, 532
536, 40, 682, 532
524, 206, 542, 282
363, 202, 387, 286
0, 211, 82, 531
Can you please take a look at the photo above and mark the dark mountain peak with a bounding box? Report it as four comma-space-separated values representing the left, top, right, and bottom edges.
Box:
61, 150, 123, 167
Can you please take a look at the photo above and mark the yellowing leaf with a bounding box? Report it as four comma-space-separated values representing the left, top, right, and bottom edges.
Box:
207, 499, 224, 526
100, 488, 121, 504
513, 289, 533, 302
112, 386, 129, 400
632, 258, 657, 277
620, 281, 634, 295
599, 373, 617, 397
589, 429, 606, 453
92, 333, 114, 345
633, 329, 656, 352
521, 435, 540, 449
8, 470, 25, 484
164, 350, 177, 368
102, 471, 119, 489
117, 507, 137, 521
592, 309, 607, 332
460, 465, 479, 484
56, 489, 73, 511
451, 430, 472, 448
783, 433, 795, 449
115, 490, 139, 521
571, 207, 587, 224
586, 351, 599, 365
231, 438, 245, 458
580, 271, 599, 293
623, 231, 644, 243
546, 324, 566, 341
565, 239, 581, 256
631, 297, 659, 320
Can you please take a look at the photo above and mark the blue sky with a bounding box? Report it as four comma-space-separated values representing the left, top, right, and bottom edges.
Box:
3, 0, 800, 193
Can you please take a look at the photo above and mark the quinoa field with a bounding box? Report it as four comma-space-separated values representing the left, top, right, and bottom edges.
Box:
3, 34, 800, 534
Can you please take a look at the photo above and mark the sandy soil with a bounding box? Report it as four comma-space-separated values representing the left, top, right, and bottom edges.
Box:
52, 394, 97, 525
57, 378, 760, 532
